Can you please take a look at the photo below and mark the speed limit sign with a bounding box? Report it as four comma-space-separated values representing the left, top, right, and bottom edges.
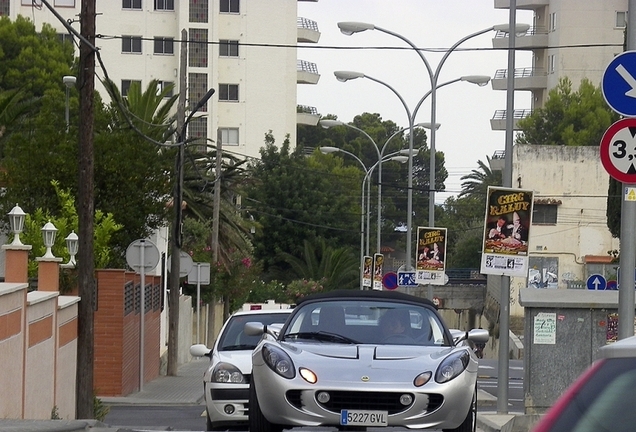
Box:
600, 118, 636, 183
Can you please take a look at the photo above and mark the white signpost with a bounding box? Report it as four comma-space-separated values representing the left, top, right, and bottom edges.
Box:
125, 239, 160, 392
189, 263, 210, 343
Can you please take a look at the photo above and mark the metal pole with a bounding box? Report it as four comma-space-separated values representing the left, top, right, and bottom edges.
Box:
196, 263, 201, 344
618, 0, 636, 340
497, 0, 517, 414
139, 239, 146, 391
360, 178, 366, 290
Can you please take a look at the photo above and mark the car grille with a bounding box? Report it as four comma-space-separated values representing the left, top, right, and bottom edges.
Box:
286, 390, 444, 415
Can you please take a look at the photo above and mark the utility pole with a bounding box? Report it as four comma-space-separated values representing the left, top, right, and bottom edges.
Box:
76, 0, 96, 419
168, 29, 188, 377
212, 130, 223, 321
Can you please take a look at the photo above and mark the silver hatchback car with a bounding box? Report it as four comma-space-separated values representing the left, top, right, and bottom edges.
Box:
190, 308, 292, 431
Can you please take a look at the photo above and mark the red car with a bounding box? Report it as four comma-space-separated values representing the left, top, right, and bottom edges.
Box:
532, 335, 636, 432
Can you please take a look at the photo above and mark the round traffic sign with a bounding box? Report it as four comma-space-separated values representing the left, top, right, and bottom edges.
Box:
602, 51, 636, 117
600, 118, 636, 183
126, 239, 160, 272
382, 272, 398, 290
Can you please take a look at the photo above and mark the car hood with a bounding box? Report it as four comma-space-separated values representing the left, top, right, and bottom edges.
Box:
215, 350, 254, 374
282, 342, 453, 362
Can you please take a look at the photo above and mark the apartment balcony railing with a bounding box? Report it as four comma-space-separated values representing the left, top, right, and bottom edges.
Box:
494, 0, 549, 10
297, 59, 320, 84
490, 109, 532, 130
492, 26, 548, 50
297, 104, 320, 126
492, 67, 548, 90
489, 150, 506, 171
297, 17, 320, 43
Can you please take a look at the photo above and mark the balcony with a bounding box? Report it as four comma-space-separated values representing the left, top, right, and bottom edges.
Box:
489, 150, 505, 172
297, 60, 320, 84
494, 0, 548, 10
297, 105, 320, 126
490, 109, 532, 130
492, 26, 548, 50
298, 17, 320, 43
491, 67, 547, 91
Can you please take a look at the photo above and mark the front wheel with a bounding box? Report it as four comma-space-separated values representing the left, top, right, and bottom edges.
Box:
443, 385, 476, 432
249, 380, 283, 432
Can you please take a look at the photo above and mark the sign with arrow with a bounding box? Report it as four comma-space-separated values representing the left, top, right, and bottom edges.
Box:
586, 274, 607, 291
602, 51, 636, 117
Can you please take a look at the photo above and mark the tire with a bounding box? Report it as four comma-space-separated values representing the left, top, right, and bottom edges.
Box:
443, 385, 476, 432
249, 379, 283, 432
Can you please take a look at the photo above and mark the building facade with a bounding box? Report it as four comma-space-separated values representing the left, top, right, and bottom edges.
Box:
0, 0, 321, 159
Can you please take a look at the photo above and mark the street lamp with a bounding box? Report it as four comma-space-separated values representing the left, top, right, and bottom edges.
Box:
8, 204, 26, 246
61, 230, 79, 268
63, 75, 76, 133
41, 221, 58, 259
319, 120, 438, 255
334, 71, 482, 270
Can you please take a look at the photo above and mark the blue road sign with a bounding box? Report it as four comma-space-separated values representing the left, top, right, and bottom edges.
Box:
602, 51, 636, 117
586, 274, 607, 290
382, 272, 398, 290
398, 271, 417, 287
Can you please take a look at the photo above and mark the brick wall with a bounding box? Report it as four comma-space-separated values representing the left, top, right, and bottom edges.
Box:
94, 269, 161, 396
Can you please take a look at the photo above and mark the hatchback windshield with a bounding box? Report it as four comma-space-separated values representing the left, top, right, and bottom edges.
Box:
282, 300, 448, 346
218, 312, 291, 351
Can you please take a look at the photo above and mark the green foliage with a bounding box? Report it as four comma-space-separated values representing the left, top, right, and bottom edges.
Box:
50, 406, 60, 420
284, 278, 326, 303
93, 394, 110, 422
516, 77, 618, 146
19, 180, 122, 277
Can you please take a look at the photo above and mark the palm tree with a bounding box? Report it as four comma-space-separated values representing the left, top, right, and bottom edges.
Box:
0, 88, 37, 146
458, 156, 502, 200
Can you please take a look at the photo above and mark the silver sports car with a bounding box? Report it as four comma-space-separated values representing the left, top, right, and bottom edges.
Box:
246, 290, 488, 432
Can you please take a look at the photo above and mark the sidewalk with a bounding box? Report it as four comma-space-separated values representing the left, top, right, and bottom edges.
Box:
0, 358, 525, 432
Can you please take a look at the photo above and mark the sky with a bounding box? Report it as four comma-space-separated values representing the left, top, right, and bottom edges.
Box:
296, 0, 534, 204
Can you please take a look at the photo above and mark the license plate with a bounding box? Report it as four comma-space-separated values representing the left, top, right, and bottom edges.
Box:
340, 409, 388, 426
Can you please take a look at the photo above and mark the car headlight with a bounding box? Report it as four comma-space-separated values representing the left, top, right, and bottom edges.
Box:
212, 362, 246, 383
262, 344, 295, 379
435, 350, 470, 384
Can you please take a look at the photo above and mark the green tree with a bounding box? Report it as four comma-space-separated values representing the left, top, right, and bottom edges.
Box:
516, 77, 617, 147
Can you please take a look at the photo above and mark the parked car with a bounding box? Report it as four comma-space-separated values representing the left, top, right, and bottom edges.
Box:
532, 334, 636, 432
246, 289, 489, 432
190, 308, 292, 431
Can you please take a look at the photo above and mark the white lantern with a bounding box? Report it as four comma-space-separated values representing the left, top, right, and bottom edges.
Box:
8, 204, 26, 246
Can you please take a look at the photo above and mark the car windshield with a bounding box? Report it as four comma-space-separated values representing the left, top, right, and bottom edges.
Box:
218, 312, 291, 351
282, 300, 449, 346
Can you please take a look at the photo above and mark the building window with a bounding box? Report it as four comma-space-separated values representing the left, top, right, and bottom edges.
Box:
219, 40, 239, 57
220, 0, 239, 13
616, 11, 628, 28
157, 81, 174, 97
188, 73, 209, 111
154, 0, 173, 11
189, 0, 208, 23
154, 37, 174, 55
220, 128, 239, 146
548, 54, 556, 74
532, 204, 557, 225
122, 36, 142, 53
123, 0, 142, 9
54, 0, 75, 6
188, 117, 208, 152
188, 28, 208, 67
121, 79, 141, 97
0, 0, 9, 16
57, 32, 75, 46
549, 12, 557, 31
219, 84, 239, 101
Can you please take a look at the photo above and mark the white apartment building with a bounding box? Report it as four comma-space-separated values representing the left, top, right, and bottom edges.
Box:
0, 0, 321, 159
490, 0, 627, 129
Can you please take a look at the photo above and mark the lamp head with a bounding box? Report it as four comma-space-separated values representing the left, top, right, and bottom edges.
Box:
337, 22, 375, 36
493, 23, 530, 36
8, 203, 26, 246
41, 221, 58, 259
416, 122, 441, 130
319, 146, 340, 154
334, 71, 365, 82
461, 75, 491, 87
319, 119, 344, 129
63, 75, 76, 88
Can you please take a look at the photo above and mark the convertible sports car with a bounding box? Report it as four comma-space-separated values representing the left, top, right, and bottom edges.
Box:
246, 289, 488, 432
190, 308, 292, 431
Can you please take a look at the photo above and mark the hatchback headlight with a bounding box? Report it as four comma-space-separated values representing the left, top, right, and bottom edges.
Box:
262, 344, 295, 379
435, 350, 470, 384
212, 362, 245, 383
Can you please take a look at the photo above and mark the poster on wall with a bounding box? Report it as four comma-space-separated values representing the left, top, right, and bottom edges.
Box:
528, 256, 559, 289
372, 253, 384, 291
481, 186, 534, 277
416, 227, 447, 284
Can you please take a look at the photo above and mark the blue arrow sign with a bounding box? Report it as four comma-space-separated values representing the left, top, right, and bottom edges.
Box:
586, 274, 607, 290
602, 51, 636, 117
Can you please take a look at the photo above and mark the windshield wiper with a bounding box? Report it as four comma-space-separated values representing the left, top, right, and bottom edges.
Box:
284, 331, 359, 344
221, 344, 256, 351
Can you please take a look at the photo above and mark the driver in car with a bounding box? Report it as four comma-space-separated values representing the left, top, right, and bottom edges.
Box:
379, 309, 409, 338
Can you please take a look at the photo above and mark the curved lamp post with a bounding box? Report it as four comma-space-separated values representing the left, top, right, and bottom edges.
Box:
337, 21, 528, 269
320, 120, 439, 256
334, 71, 486, 270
